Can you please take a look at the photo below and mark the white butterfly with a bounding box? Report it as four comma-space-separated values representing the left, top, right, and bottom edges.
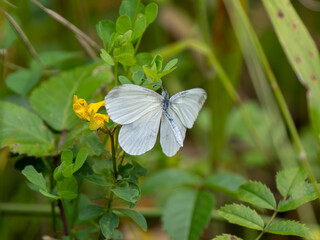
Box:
104, 84, 207, 157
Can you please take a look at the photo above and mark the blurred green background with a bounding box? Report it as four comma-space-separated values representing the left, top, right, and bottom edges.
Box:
1, 0, 320, 239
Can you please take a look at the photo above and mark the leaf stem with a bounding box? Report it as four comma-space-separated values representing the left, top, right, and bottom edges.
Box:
114, 61, 119, 86
255, 210, 278, 240
110, 134, 118, 179
57, 199, 70, 237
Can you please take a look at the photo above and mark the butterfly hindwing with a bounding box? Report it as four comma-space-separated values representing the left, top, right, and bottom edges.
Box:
119, 107, 162, 155
170, 88, 207, 128
160, 107, 186, 157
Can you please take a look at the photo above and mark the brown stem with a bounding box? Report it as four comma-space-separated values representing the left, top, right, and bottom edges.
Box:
57, 200, 69, 236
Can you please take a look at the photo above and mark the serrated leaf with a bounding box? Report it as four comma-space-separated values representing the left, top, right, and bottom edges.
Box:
278, 183, 320, 212
30, 63, 110, 131
96, 20, 116, 48
57, 176, 78, 199
276, 167, 307, 198
99, 211, 119, 239
162, 189, 214, 240
73, 148, 88, 173
145, 3, 158, 24
218, 204, 264, 230
115, 208, 147, 231
79, 204, 104, 221
116, 15, 132, 35
266, 220, 310, 237
132, 14, 147, 40
203, 172, 245, 196
0, 101, 54, 156
212, 234, 243, 240
238, 181, 276, 210
141, 169, 199, 195
100, 49, 114, 66
6, 69, 42, 95
22, 165, 47, 190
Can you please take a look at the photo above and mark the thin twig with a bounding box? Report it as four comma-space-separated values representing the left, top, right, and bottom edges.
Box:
75, 35, 98, 60
1, 9, 43, 66
1, 0, 17, 8
30, 0, 102, 51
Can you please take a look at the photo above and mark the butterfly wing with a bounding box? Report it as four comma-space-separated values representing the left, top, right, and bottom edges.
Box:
160, 108, 186, 157
119, 108, 162, 155
169, 88, 207, 128
105, 84, 163, 125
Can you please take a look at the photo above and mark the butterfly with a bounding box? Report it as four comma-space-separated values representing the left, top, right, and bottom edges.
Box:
104, 84, 207, 157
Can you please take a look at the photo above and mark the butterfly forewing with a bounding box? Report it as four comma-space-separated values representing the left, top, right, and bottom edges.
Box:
169, 88, 207, 128
105, 84, 163, 125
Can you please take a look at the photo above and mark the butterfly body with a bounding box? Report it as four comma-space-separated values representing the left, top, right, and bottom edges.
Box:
105, 84, 206, 157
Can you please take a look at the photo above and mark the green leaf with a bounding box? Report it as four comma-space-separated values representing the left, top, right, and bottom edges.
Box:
74, 148, 88, 173
58, 122, 90, 151
238, 181, 276, 210
212, 234, 243, 240
119, 75, 132, 85
136, 52, 153, 66
278, 183, 320, 212
262, 0, 320, 141
141, 169, 199, 195
62, 163, 74, 178
30, 51, 80, 69
22, 165, 47, 191
163, 58, 178, 72
143, 65, 158, 80
119, 0, 144, 20
6, 69, 42, 95
203, 172, 245, 196
132, 70, 144, 84
0, 101, 54, 156
218, 204, 264, 230
116, 15, 132, 35
84, 174, 114, 187
145, 3, 158, 25
79, 204, 104, 221
132, 14, 147, 40
115, 208, 147, 231
57, 176, 78, 199
96, 20, 116, 48
114, 43, 136, 66
266, 220, 310, 238
162, 189, 214, 240
100, 49, 114, 66
112, 187, 139, 204
61, 150, 73, 165
39, 189, 60, 199
99, 211, 119, 239
77, 132, 107, 156
30, 63, 110, 131
276, 167, 307, 198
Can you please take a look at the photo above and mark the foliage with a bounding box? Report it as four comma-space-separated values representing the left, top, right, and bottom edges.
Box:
1, 0, 320, 239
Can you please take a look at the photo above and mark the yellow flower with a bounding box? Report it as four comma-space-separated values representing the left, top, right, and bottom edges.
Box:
73, 95, 109, 130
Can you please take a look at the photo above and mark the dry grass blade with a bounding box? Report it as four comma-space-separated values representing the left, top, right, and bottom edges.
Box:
2, 0, 17, 8
2, 9, 43, 66
30, 0, 102, 51
75, 35, 98, 60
